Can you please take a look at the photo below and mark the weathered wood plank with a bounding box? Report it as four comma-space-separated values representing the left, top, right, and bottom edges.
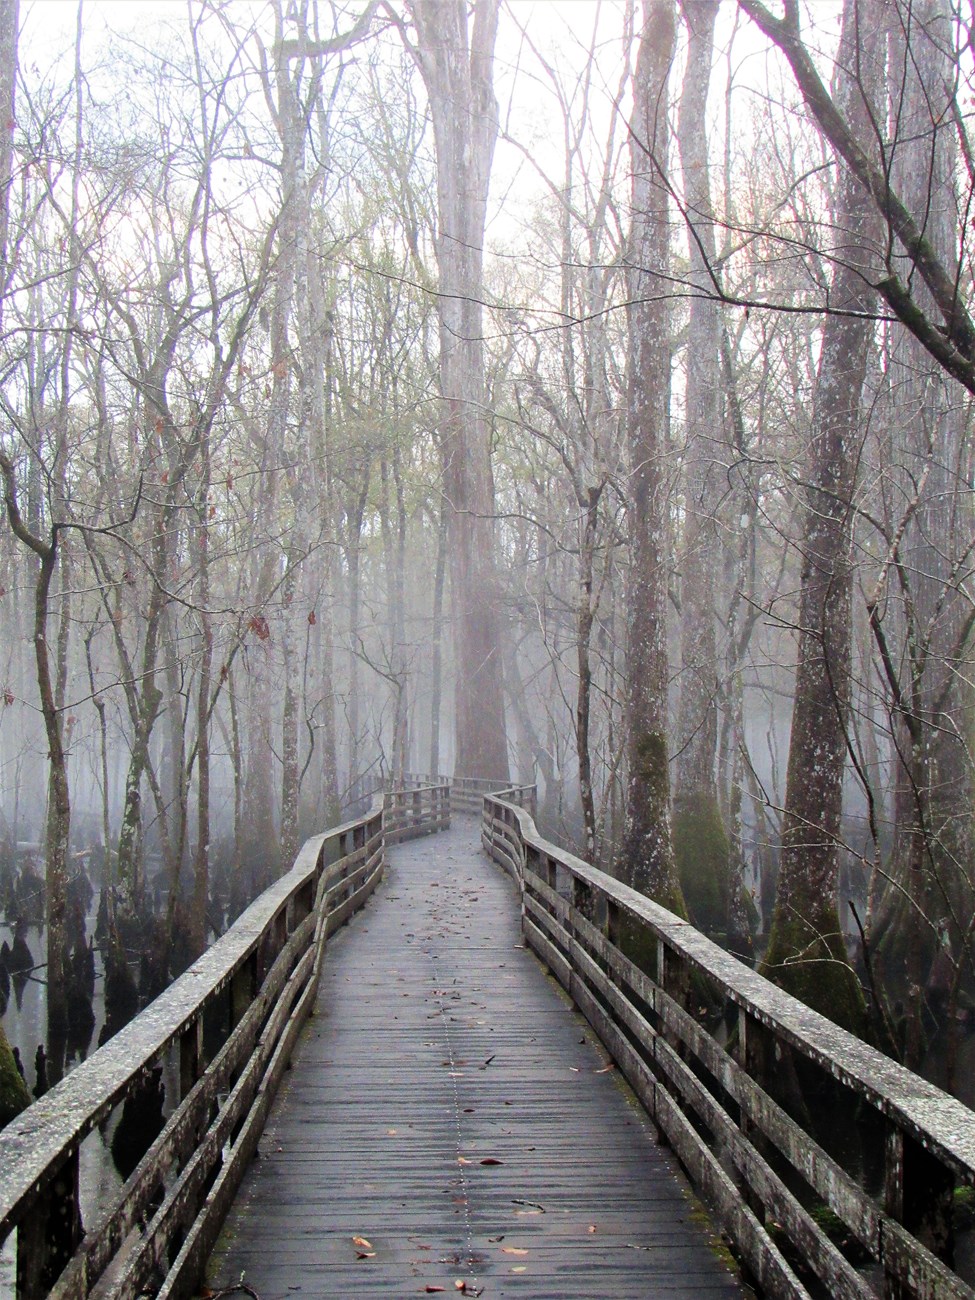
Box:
207, 824, 744, 1299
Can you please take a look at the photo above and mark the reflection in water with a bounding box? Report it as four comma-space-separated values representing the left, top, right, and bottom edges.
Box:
110, 1066, 166, 1180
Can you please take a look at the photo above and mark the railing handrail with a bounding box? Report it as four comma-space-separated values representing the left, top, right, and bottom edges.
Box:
482, 792, 975, 1300
0, 783, 450, 1300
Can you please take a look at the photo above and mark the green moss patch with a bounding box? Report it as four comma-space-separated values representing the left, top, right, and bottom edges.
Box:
674, 792, 730, 937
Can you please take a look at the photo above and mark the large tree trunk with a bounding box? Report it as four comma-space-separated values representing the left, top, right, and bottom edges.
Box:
673, 0, 729, 938
761, 0, 885, 1034
615, 0, 685, 913
408, 0, 508, 783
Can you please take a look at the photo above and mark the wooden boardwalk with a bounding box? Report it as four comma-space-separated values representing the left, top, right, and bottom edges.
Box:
206, 822, 744, 1299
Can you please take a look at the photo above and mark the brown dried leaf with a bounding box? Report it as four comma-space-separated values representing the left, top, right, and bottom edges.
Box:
502, 1246, 528, 1256
352, 1235, 373, 1249
480, 1157, 503, 1165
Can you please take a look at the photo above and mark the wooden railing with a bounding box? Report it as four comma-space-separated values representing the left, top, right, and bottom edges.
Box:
0, 783, 448, 1300
385, 778, 450, 841
440, 775, 533, 817
482, 793, 975, 1300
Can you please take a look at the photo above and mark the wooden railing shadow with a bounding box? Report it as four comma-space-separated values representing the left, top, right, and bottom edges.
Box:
482, 790, 975, 1300
0, 780, 449, 1300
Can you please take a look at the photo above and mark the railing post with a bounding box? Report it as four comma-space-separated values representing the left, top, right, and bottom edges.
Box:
230, 952, 257, 1031
180, 1016, 204, 1101
572, 876, 597, 978
883, 1124, 955, 1298
737, 1009, 769, 1091
260, 907, 288, 982
17, 1148, 82, 1299
606, 898, 621, 952
573, 876, 596, 937
737, 1008, 771, 1160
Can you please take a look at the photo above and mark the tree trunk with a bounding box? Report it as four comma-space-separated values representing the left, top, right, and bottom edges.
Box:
673, 0, 729, 937
408, 0, 508, 783
429, 491, 449, 777
616, 0, 685, 913
761, 0, 885, 1034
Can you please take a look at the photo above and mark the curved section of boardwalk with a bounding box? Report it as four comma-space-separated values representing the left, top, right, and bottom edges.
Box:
207, 823, 743, 1298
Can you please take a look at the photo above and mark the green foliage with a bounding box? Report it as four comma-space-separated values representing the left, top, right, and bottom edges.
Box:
0, 1026, 30, 1128
674, 792, 730, 937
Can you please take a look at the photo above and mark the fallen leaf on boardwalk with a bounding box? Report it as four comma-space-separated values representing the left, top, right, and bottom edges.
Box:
512, 1199, 546, 1213
356, 1251, 377, 1259
596, 1064, 614, 1073
458, 1156, 472, 1165
480, 1157, 503, 1165
387, 1129, 398, 1135
488, 1235, 504, 1243
569, 1067, 580, 1073
479, 1055, 496, 1068
501, 1247, 528, 1256
511, 1265, 527, 1273
352, 1236, 373, 1249
424, 1288, 446, 1294
588, 1225, 597, 1234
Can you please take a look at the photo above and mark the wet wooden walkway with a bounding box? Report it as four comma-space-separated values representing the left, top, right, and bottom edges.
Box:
206, 822, 744, 1299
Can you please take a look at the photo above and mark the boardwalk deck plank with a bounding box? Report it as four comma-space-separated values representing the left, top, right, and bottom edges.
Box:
206, 823, 744, 1298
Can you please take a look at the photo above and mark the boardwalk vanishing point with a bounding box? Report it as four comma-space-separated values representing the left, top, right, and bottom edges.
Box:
206, 821, 745, 1298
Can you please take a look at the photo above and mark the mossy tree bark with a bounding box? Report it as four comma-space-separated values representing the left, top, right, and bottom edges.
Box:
615, 0, 685, 916
0, 1025, 30, 1128
760, 0, 885, 1034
